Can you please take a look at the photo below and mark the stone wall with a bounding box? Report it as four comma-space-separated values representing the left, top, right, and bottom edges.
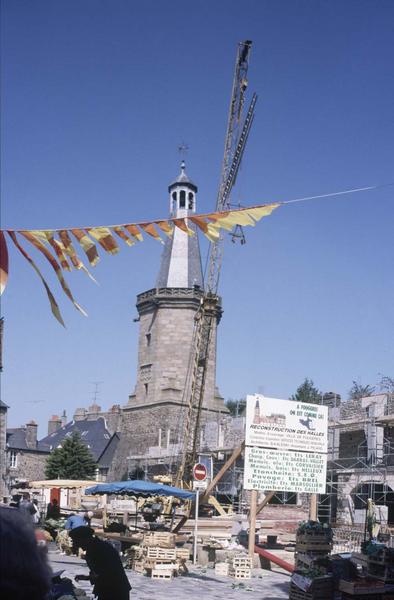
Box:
6, 449, 49, 488
0, 407, 7, 499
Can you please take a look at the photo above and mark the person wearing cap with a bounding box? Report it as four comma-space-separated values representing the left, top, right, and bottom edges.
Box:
70, 526, 131, 600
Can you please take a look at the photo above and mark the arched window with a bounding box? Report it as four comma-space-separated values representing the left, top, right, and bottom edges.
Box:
172, 191, 177, 212
188, 192, 194, 210
179, 190, 186, 208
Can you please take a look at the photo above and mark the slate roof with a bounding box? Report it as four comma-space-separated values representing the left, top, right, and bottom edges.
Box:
98, 433, 121, 468
39, 417, 119, 465
168, 162, 197, 192
7, 428, 49, 453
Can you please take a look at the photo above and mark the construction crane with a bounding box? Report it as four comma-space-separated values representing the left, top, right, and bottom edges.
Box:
175, 41, 257, 487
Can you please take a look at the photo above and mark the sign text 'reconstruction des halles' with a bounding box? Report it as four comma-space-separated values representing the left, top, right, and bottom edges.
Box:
245, 395, 328, 453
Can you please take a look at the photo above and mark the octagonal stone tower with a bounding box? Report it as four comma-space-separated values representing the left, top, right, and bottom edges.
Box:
111, 163, 226, 478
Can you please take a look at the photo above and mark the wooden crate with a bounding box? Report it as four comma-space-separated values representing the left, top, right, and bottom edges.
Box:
176, 547, 190, 561
232, 554, 252, 568
132, 560, 146, 574
147, 546, 177, 560
215, 562, 229, 576
151, 569, 173, 580
231, 567, 251, 580
144, 532, 176, 548
339, 578, 385, 595
289, 582, 331, 600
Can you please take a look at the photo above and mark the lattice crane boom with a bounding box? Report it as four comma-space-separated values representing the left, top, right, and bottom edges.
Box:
176, 41, 256, 486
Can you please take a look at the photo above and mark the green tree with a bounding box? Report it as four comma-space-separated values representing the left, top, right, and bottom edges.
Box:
225, 398, 246, 416
291, 378, 322, 404
45, 431, 97, 480
348, 380, 375, 401
379, 374, 394, 396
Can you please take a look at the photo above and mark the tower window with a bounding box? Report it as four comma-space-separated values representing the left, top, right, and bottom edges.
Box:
172, 191, 177, 212
179, 190, 186, 208
188, 192, 194, 209
146, 333, 151, 346
144, 383, 149, 395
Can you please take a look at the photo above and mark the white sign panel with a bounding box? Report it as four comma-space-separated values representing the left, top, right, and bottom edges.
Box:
245, 394, 328, 453
243, 446, 327, 494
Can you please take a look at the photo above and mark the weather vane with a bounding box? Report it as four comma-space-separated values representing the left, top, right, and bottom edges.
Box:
178, 142, 189, 159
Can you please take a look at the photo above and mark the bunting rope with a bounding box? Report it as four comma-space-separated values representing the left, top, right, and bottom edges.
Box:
0, 181, 391, 325
0, 203, 279, 325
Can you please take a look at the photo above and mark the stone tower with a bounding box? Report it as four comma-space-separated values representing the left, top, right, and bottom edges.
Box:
111, 163, 226, 479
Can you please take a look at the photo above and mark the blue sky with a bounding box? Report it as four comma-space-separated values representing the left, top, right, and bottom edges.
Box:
1, 0, 393, 435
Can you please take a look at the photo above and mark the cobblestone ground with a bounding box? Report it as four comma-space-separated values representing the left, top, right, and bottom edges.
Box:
48, 548, 290, 600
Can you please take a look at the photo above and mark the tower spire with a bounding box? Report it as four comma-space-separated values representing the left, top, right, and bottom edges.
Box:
156, 162, 203, 288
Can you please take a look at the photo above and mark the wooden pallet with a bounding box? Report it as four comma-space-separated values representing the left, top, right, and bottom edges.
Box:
215, 562, 229, 576
144, 532, 176, 548
231, 567, 251, 580
176, 547, 190, 561
151, 569, 173, 580
289, 582, 331, 600
339, 578, 386, 595
147, 546, 177, 560
232, 555, 252, 568
132, 560, 146, 574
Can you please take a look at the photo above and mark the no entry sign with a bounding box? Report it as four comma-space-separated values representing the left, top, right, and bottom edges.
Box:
193, 463, 207, 481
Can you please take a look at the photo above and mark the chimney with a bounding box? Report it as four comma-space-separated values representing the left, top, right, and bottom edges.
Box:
61, 410, 67, 427
48, 415, 62, 436
73, 408, 87, 421
323, 392, 341, 408
25, 420, 38, 449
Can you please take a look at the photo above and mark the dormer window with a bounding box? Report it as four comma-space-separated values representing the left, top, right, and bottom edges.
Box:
179, 190, 186, 208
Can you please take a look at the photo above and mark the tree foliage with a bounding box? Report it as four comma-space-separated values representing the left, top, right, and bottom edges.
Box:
45, 431, 97, 480
379, 374, 394, 396
291, 378, 322, 404
225, 398, 246, 416
348, 381, 375, 401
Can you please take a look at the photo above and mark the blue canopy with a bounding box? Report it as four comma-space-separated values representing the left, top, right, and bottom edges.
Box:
85, 479, 195, 500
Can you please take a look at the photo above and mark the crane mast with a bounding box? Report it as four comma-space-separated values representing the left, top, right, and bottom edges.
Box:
175, 41, 256, 486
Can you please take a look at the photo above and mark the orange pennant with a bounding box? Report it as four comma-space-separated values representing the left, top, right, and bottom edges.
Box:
173, 218, 194, 235
19, 231, 87, 317
71, 229, 100, 266
139, 222, 163, 243
85, 227, 119, 255
8, 231, 65, 326
124, 224, 143, 242
112, 226, 135, 246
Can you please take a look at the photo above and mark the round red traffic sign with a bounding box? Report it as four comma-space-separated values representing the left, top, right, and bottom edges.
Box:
193, 463, 207, 481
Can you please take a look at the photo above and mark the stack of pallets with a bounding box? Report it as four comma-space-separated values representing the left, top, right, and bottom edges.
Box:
289, 574, 333, 600
290, 522, 333, 600
230, 554, 252, 580
367, 546, 394, 583
127, 531, 190, 580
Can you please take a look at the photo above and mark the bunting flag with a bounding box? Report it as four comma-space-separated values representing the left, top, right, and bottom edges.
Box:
0, 203, 280, 323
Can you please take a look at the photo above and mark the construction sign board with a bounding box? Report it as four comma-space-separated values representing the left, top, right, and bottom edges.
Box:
244, 446, 327, 494
243, 394, 328, 493
245, 395, 328, 453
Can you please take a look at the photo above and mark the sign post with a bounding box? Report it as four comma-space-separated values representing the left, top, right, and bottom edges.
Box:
193, 490, 199, 565
248, 489, 257, 558
192, 463, 207, 565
